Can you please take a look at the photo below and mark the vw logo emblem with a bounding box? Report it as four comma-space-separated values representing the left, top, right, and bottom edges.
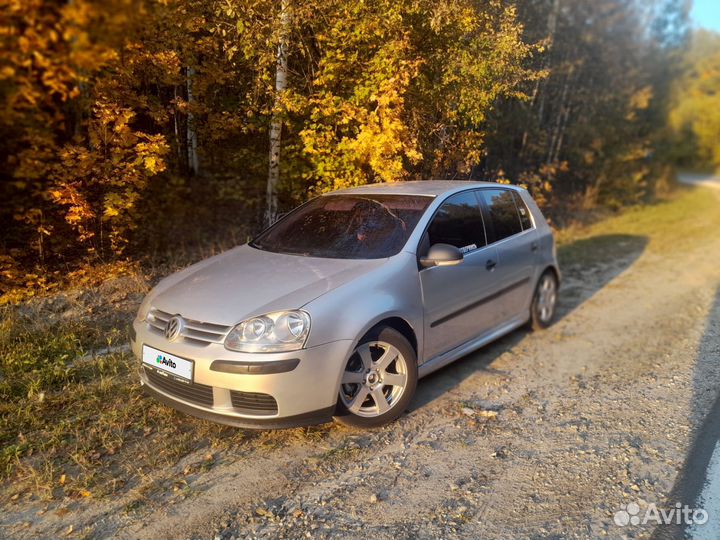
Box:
164, 315, 184, 341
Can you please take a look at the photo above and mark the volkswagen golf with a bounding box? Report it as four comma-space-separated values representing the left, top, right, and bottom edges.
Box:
131, 181, 559, 429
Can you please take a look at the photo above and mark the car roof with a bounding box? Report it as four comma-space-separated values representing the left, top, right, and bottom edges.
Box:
328, 180, 521, 198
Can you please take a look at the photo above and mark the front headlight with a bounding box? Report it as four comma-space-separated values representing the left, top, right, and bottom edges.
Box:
224, 310, 311, 353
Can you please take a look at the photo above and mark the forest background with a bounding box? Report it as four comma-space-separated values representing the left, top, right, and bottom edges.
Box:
1, 0, 717, 297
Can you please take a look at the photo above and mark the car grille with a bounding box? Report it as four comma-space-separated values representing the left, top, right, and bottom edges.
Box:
145, 367, 279, 417
230, 390, 278, 416
146, 308, 232, 346
144, 367, 214, 407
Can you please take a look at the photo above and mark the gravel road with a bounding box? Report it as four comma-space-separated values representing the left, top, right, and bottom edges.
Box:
677, 172, 720, 190
3, 180, 720, 540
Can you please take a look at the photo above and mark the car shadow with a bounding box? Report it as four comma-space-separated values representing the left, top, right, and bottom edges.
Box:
650, 286, 720, 540
410, 233, 649, 411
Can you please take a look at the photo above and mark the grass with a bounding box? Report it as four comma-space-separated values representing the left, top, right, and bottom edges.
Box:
0, 320, 330, 502
556, 184, 720, 267
0, 275, 332, 505
1, 182, 718, 506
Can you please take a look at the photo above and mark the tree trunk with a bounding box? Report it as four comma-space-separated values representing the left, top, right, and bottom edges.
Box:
552, 103, 572, 163
174, 85, 183, 164
547, 64, 575, 164
265, 0, 290, 226
519, 0, 561, 159
186, 67, 199, 175
535, 0, 561, 123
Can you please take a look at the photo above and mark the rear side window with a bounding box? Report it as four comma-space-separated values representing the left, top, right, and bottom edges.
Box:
478, 189, 523, 241
512, 191, 533, 230
426, 191, 486, 253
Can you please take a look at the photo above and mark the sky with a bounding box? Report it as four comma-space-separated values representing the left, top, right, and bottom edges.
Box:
691, 0, 720, 32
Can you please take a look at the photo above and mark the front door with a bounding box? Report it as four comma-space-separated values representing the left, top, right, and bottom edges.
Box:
419, 191, 505, 362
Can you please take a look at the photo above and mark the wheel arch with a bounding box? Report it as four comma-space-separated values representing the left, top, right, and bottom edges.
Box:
541, 264, 561, 288
373, 317, 418, 357
355, 315, 419, 359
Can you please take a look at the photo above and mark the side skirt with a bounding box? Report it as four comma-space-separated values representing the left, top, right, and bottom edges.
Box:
418, 314, 528, 379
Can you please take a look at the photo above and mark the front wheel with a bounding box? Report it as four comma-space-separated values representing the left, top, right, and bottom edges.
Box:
334, 326, 417, 429
529, 270, 558, 331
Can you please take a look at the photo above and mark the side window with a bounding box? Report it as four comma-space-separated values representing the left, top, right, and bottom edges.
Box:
478, 189, 523, 241
426, 191, 486, 253
512, 191, 533, 230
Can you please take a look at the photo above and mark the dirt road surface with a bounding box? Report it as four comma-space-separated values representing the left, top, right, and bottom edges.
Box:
2, 179, 720, 540
677, 172, 720, 190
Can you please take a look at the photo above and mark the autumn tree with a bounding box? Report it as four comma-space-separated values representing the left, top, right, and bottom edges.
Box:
668, 29, 720, 170
0, 0, 699, 291
0, 0, 169, 271
483, 0, 690, 212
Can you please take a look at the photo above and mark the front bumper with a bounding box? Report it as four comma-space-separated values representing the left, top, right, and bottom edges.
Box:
142, 384, 336, 429
131, 318, 354, 428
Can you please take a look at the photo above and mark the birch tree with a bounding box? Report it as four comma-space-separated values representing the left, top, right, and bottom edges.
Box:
265, 0, 290, 225
187, 67, 200, 175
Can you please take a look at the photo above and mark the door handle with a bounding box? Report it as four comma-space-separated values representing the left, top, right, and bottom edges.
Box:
485, 259, 497, 271
531, 241, 539, 252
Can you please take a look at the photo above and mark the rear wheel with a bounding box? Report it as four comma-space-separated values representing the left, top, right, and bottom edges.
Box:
529, 270, 558, 330
334, 326, 417, 429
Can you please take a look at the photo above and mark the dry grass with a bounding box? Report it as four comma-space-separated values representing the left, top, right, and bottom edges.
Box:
556, 184, 720, 266
0, 265, 331, 505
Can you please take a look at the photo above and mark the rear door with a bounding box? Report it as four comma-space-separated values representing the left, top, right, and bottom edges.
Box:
477, 188, 538, 323
418, 191, 503, 361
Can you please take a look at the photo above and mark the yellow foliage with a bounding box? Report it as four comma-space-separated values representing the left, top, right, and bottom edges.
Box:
48, 101, 170, 253
286, 0, 536, 193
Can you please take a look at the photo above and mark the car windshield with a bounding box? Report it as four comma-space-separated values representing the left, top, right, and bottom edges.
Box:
250, 194, 434, 259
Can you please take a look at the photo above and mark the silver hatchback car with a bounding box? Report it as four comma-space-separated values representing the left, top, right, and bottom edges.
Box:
131, 181, 559, 429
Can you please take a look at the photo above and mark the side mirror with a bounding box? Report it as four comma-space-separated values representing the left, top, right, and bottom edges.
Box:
419, 243, 464, 268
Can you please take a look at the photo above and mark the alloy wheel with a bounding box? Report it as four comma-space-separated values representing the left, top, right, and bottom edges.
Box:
536, 273, 557, 323
339, 341, 408, 418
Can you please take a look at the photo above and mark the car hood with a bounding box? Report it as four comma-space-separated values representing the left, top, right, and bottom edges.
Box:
151, 244, 387, 325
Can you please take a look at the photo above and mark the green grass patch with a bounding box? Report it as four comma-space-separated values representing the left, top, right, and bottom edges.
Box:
557, 185, 720, 267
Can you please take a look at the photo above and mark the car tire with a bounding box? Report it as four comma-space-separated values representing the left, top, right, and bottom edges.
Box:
334, 326, 417, 429
529, 270, 558, 331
